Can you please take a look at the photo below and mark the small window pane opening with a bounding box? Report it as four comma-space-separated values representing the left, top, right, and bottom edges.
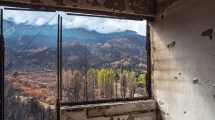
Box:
61, 14, 149, 104
3, 9, 58, 119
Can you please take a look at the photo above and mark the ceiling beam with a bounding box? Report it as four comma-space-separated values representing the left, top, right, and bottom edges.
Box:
0, 0, 156, 20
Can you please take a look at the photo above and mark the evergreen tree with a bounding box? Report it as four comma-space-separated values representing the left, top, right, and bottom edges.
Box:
115, 72, 120, 81
126, 64, 131, 72
120, 64, 123, 74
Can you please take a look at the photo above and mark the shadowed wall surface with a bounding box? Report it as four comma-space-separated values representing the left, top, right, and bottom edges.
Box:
151, 0, 215, 119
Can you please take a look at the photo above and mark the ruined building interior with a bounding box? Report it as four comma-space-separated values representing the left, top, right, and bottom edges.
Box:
0, 0, 215, 120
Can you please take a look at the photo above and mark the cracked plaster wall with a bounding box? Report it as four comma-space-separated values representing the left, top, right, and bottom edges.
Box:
151, 0, 215, 119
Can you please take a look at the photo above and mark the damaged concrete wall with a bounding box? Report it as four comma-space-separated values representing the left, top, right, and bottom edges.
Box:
61, 100, 157, 120
151, 0, 215, 120
0, 0, 155, 20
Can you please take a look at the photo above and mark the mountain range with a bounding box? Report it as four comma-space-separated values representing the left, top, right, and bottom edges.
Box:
4, 19, 138, 41
3, 19, 147, 72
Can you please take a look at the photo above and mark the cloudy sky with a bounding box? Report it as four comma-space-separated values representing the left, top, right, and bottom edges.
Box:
2, 9, 146, 36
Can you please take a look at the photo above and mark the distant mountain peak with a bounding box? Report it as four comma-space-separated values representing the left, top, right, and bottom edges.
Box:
3, 19, 144, 43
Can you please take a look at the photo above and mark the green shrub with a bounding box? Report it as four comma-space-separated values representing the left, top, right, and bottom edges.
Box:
136, 81, 145, 88
136, 74, 146, 88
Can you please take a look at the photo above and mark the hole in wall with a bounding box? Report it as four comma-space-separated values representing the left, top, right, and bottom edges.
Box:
201, 28, 213, 40
193, 78, 199, 84
167, 41, 176, 48
161, 14, 164, 19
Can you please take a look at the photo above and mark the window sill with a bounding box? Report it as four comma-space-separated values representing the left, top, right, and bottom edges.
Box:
61, 99, 157, 120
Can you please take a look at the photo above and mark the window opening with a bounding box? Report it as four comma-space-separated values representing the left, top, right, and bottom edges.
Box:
1, 7, 150, 120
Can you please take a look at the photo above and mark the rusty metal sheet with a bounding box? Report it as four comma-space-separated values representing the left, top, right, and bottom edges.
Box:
0, 0, 155, 20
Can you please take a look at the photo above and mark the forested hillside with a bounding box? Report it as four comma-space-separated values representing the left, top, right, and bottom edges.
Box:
4, 19, 147, 120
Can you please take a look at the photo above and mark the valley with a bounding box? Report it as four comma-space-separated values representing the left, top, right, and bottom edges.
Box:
3, 19, 147, 119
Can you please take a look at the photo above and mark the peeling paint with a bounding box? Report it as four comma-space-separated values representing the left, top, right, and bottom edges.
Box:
158, 101, 164, 105
54, 0, 65, 6
156, 0, 182, 15
1, 0, 155, 18
201, 28, 213, 40
127, 0, 154, 14
103, 0, 126, 12
92, 0, 101, 6
71, 0, 78, 3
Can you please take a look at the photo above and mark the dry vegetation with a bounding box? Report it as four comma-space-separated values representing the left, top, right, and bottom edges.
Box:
6, 70, 57, 105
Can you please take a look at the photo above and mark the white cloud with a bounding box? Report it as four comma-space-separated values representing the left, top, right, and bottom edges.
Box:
35, 17, 47, 26
3, 9, 146, 35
